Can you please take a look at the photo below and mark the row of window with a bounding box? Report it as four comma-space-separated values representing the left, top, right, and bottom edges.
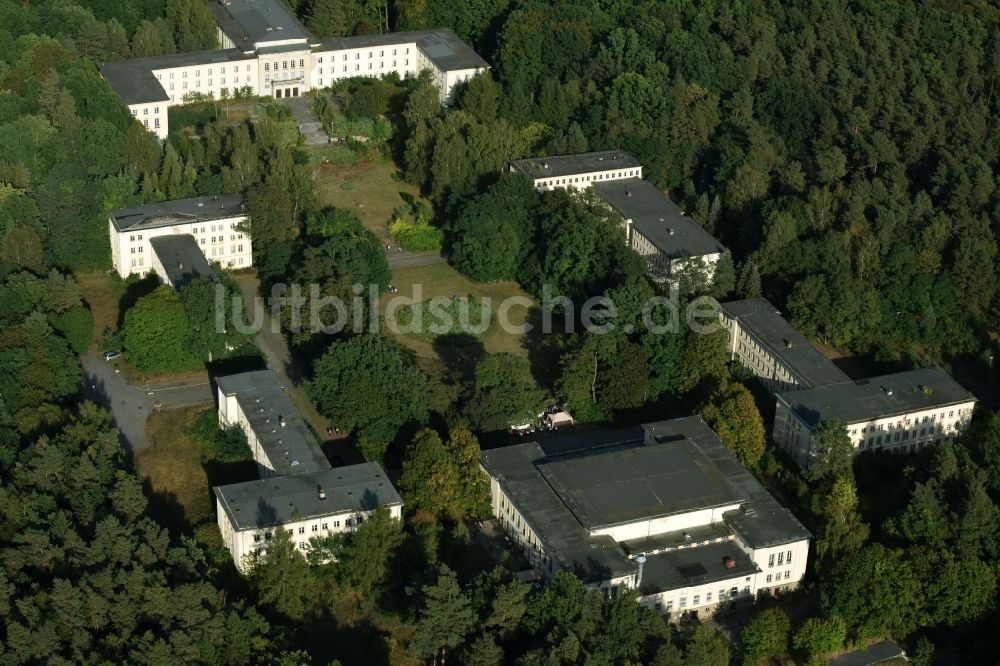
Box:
264, 59, 306, 71
169, 77, 242, 91
767, 550, 793, 567
537, 169, 639, 189
765, 570, 793, 584
317, 48, 410, 63
316, 60, 410, 75
161, 64, 253, 79
853, 408, 971, 435
662, 586, 747, 612
251, 515, 366, 542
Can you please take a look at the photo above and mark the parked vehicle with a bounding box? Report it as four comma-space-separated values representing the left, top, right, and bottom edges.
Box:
103, 351, 121, 361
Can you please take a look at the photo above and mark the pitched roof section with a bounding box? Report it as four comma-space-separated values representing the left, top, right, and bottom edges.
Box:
594, 178, 726, 260
720, 298, 851, 388
510, 150, 641, 179
314, 28, 488, 71
110, 194, 246, 232
211, 0, 310, 49
99, 49, 254, 105
148, 235, 216, 290
214, 463, 402, 530
777, 367, 977, 427
216, 370, 331, 476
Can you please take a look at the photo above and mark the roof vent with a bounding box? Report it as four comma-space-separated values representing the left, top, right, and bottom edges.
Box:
683, 531, 692, 541
667, 228, 675, 236
278, 415, 287, 428
177, 261, 183, 269
197, 201, 204, 207
784, 339, 793, 349
884, 387, 893, 396
626, 190, 631, 197
318, 487, 326, 500
212, 195, 218, 200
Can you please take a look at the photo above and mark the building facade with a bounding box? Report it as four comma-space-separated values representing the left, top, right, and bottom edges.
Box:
481, 418, 810, 618
108, 194, 251, 280
214, 464, 403, 565
773, 367, 977, 466
511, 151, 727, 284
213, 369, 403, 568
718, 298, 851, 394
100, 0, 488, 139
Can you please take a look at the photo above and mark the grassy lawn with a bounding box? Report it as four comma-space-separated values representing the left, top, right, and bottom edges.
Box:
136, 406, 257, 534
314, 161, 430, 245
75, 270, 127, 351
382, 262, 534, 362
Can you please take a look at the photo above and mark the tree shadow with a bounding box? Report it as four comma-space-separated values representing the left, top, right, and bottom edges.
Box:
116, 274, 161, 328
523, 304, 569, 391
432, 333, 486, 385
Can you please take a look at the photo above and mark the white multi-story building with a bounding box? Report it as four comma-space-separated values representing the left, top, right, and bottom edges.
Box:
213, 369, 403, 568
99, 0, 488, 139
108, 194, 251, 280
509, 150, 644, 191
511, 151, 726, 284
214, 463, 403, 567
481, 417, 811, 618
774, 367, 977, 466
216, 370, 332, 478
719, 298, 851, 394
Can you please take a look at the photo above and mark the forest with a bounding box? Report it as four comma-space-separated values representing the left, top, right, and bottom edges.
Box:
1, 0, 1000, 663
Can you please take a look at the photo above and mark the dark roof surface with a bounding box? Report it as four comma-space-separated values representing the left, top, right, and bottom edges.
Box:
315, 28, 488, 71
638, 540, 759, 595
720, 298, 851, 389
480, 417, 810, 585
510, 150, 641, 179
211, 0, 309, 48
537, 439, 744, 530
594, 179, 726, 260
214, 463, 402, 531
148, 235, 215, 290
99, 50, 254, 104
777, 367, 977, 428
216, 370, 331, 476
111, 194, 245, 232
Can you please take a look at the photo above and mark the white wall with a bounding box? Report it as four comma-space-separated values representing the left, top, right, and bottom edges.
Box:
110, 212, 251, 280
530, 165, 644, 192
127, 101, 168, 139
217, 386, 277, 478
591, 504, 742, 542
773, 397, 976, 466
217, 494, 403, 569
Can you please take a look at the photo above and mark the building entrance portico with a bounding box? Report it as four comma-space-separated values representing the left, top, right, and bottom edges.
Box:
274, 87, 299, 99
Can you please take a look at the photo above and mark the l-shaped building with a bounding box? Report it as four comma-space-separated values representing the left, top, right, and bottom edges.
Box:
212, 369, 402, 567
719, 298, 977, 466
510, 151, 727, 285
481, 417, 810, 619
99, 0, 488, 138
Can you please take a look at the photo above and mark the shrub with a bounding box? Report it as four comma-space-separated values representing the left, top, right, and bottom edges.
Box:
390, 220, 443, 251
189, 409, 252, 463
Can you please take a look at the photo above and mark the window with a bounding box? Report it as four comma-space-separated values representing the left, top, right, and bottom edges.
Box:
706, 592, 712, 603
299, 543, 307, 550
143, 108, 148, 115
298, 527, 305, 534
253, 534, 261, 542
299, 59, 304, 67
693, 595, 700, 605
182, 71, 187, 78
311, 525, 318, 532
777, 552, 784, 566
786, 550, 792, 564
322, 523, 328, 530
679, 597, 687, 608
766, 574, 773, 583
768, 553, 775, 567
195, 69, 200, 77
264, 532, 272, 540
283, 61, 288, 69
784, 571, 791, 580
318, 56, 323, 62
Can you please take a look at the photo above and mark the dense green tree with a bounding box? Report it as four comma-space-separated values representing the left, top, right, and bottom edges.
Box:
805, 419, 855, 483
308, 335, 426, 461
121, 285, 202, 373
250, 528, 311, 621
333, 505, 405, 596
698, 381, 766, 468
742, 607, 791, 664
683, 624, 730, 666
409, 564, 476, 663
465, 353, 545, 432
792, 616, 847, 661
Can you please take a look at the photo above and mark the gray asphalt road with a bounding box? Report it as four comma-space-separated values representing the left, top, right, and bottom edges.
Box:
81, 353, 213, 452
388, 251, 445, 270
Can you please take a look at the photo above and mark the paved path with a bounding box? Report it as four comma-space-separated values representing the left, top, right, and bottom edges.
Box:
80, 354, 212, 452
230, 273, 364, 465
388, 251, 445, 270
282, 96, 330, 147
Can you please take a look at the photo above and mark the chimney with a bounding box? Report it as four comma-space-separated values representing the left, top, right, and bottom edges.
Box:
724, 556, 735, 569
635, 554, 647, 589
278, 415, 287, 428
318, 487, 326, 500
784, 339, 793, 349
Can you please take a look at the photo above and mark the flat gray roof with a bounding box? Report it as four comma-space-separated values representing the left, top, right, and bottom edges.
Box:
594, 178, 726, 260
212, 0, 309, 48
537, 439, 744, 530
510, 150, 641, 179
720, 298, 851, 389
213, 463, 402, 531
778, 367, 976, 428
148, 235, 215, 290
638, 540, 759, 596
481, 417, 810, 585
99, 50, 254, 105
315, 28, 488, 72
110, 194, 245, 232
216, 370, 331, 476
